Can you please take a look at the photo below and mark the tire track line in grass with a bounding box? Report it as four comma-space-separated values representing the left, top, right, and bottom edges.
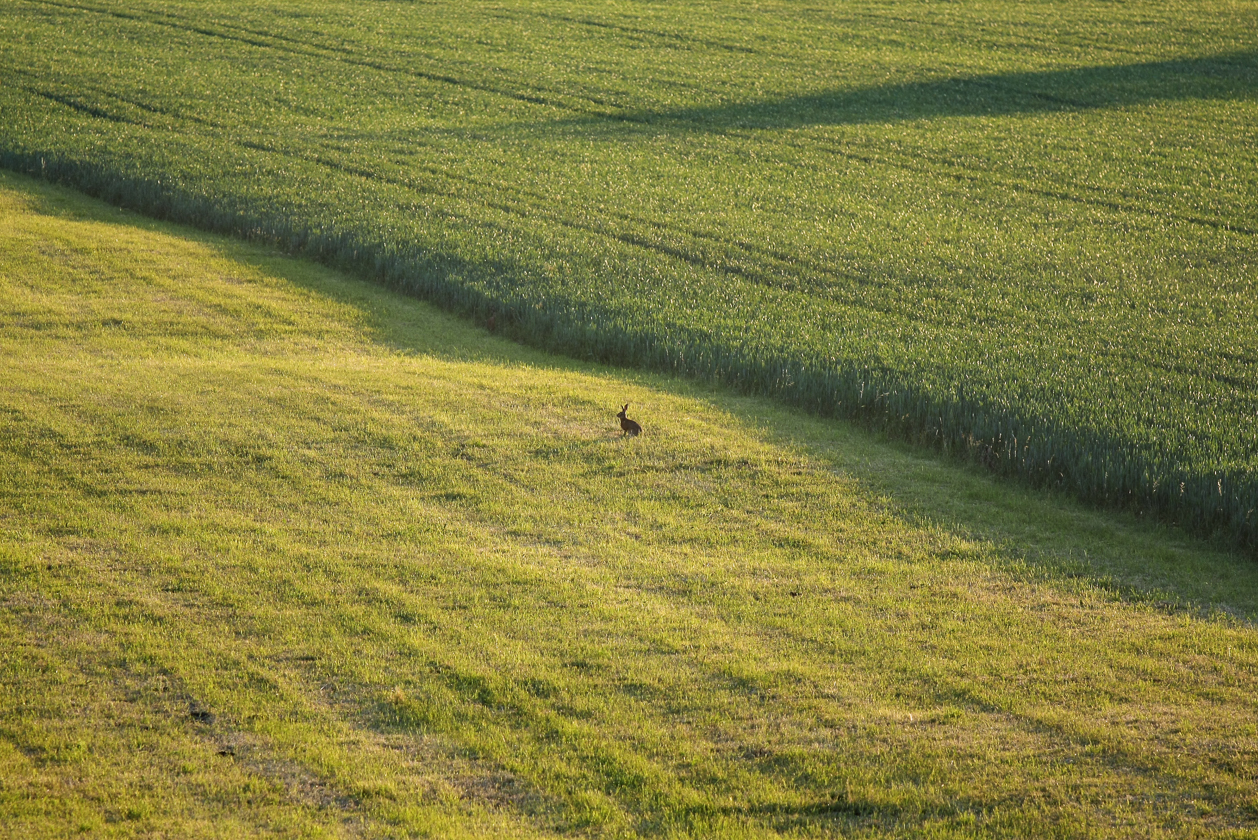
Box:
396, 127, 1254, 314
17, 85, 141, 126
929, 666, 1258, 826
778, 132, 1258, 238
588, 111, 1256, 238
347, 139, 821, 284
512, 103, 1253, 241
819, 1, 1247, 64
222, 133, 814, 296
24, 0, 615, 117
292, 136, 888, 304
41, 549, 379, 824
6, 67, 215, 132
202, 15, 643, 117
522, 10, 759, 55
214, 123, 1236, 344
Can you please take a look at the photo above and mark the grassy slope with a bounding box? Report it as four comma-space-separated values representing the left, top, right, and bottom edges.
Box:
0, 0, 1255, 544
3, 173, 1258, 839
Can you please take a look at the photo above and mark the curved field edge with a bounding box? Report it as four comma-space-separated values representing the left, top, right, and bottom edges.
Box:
4, 169, 1258, 839
3, 145, 1252, 553
0, 0, 1255, 550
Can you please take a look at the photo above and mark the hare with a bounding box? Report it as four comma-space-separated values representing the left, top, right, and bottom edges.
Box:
616, 404, 642, 437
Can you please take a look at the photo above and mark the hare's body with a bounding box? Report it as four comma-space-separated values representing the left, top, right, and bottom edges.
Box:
617, 404, 642, 437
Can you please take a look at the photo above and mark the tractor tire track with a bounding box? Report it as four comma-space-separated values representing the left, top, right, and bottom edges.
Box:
25, 0, 617, 118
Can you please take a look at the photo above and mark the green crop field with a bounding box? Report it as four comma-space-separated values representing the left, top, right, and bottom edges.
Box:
1, 0, 1255, 547
3, 170, 1258, 839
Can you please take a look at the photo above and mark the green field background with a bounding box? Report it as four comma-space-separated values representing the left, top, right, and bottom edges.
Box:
1, 0, 1256, 545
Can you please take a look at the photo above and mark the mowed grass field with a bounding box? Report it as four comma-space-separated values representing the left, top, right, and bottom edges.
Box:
4, 174, 1258, 838
0, 0, 1256, 545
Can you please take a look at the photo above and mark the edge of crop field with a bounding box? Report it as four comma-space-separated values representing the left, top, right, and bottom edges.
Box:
3, 146, 1253, 555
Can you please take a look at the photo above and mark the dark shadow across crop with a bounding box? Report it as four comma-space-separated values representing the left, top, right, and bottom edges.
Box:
559, 51, 1258, 130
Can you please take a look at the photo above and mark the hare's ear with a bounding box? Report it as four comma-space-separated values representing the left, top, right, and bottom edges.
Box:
623, 404, 629, 411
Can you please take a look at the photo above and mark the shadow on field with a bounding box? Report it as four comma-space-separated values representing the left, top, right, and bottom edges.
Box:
703, 394, 1258, 625
250, 243, 1258, 626
601, 51, 1258, 129
8, 168, 1257, 625
68, 165, 1242, 625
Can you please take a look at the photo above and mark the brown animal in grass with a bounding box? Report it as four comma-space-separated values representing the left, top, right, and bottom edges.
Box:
616, 404, 642, 437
